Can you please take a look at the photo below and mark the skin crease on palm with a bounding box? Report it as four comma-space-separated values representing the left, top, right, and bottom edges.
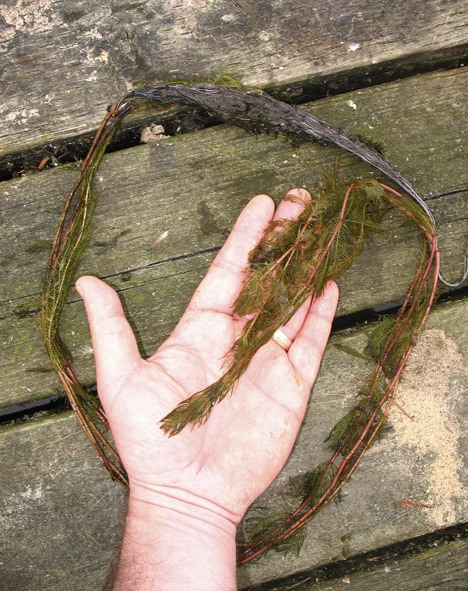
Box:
75, 188, 339, 589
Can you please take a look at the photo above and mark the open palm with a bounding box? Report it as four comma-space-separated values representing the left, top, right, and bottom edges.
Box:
76, 189, 338, 525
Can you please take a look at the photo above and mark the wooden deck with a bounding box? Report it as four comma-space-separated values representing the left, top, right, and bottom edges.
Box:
0, 1, 467, 589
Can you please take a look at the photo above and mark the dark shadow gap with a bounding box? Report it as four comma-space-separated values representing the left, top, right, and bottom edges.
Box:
0, 385, 96, 426
0, 394, 70, 425
1, 44, 466, 181
240, 522, 467, 590
332, 284, 468, 332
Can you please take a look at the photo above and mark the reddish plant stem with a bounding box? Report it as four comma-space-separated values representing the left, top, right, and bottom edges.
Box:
294, 184, 356, 303
237, 194, 440, 564
242, 186, 353, 344
58, 370, 128, 486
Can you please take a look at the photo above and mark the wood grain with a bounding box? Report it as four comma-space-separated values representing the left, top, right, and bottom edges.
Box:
1, 2, 466, 588
0, 0, 467, 163
0, 68, 466, 409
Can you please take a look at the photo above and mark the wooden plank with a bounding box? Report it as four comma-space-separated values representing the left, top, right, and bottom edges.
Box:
0, 0, 467, 163
0, 298, 466, 590
253, 537, 468, 590
0, 412, 127, 591
0, 67, 466, 409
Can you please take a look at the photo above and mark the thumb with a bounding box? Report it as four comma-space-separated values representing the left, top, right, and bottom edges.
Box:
76, 276, 141, 396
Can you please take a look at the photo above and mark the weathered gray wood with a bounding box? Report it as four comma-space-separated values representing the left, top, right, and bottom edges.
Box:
0, 412, 127, 591
260, 538, 468, 590
0, 68, 466, 409
0, 0, 467, 163
0, 298, 466, 590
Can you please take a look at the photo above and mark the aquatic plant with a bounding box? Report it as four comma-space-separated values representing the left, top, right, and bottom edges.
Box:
41, 82, 464, 559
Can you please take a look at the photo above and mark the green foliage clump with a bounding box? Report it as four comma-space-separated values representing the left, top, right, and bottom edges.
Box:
161, 178, 391, 435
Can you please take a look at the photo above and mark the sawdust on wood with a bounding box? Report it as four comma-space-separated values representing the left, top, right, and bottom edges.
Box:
389, 328, 467, 526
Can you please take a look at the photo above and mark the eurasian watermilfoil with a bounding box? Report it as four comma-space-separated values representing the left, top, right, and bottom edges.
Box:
41, 82, 454, 560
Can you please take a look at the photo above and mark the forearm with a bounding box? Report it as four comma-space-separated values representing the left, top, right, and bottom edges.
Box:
112, 490, 238, 591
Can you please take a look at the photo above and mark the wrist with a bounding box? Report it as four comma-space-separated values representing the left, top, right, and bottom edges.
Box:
129, 482, 240, 530
113, 485, 238, 591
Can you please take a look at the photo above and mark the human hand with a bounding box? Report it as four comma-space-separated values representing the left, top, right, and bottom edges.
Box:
76, 189, 339, 590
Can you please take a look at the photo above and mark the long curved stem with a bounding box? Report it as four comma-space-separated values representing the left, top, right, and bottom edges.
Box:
237, 196, 439, 563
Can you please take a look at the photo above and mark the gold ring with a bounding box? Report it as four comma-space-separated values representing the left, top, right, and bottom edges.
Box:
271, 329, 293, 352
